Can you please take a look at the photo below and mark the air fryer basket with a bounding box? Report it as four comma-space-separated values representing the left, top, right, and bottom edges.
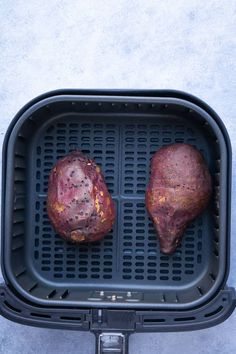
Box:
1, 90, 235, 353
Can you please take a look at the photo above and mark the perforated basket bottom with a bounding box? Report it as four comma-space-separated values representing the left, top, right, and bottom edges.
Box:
26, 112, 214, 294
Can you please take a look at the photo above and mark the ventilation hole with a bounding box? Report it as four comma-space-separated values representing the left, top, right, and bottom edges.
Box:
42, 266, 50, 271
197, 255, 202, 263
135, 275, 144, 280
42, 260, 50, 265
66, 274, 75, 278
185, 250, 194, 255
185, 270, 194, 275
123, 275, 132, 279
123, 262, 132, 267
4, 301, 21, 313
47, 290, 57, 299
173, 263, 181, 268
103, 274, 112, 279
79, 274, 88, 279
54, 274, 63, 278
60, 316, 82, 321
197, 242, 202, 251
204, 306, 223, 318
144, 318, 165, 323
124, 256, 132, 261
29, 283, 38, 292
148, 256, 156, 261
197, 287, 203, 296
185, 264, 193, 268
174, 317, 196, 322
148, 269, 156, 274
214, 249, 219, 257
135, 269, 144, 274
160, 269, 169, 274
31, 312, 51, 318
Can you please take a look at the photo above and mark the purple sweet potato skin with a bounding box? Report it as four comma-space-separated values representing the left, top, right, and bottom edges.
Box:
47, 151, 115, 243
146, 144, 212, 254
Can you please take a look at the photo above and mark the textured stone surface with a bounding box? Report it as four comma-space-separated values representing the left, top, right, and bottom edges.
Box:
0, 0, 236, 353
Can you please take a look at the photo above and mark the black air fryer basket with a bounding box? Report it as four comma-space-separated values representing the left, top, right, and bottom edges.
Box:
1, 90, 235, 353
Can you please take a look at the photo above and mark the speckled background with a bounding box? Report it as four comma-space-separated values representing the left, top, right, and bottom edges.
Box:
0, 0, 236, 353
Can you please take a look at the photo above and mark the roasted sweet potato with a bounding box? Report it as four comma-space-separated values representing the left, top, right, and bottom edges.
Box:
47, 151, 115, 243
146, 143, 212, 254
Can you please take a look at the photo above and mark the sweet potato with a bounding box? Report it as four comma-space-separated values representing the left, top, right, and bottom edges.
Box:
146, 143, 212, 254
47, 151, 115, 243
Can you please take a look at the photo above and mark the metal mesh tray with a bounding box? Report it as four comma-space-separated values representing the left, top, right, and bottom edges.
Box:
1, 91, 230, 310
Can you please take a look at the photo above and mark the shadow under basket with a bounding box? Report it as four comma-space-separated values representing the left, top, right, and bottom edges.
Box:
1, 90, 235, 353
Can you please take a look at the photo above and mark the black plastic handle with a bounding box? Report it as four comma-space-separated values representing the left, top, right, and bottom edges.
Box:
95, 332, 129, 354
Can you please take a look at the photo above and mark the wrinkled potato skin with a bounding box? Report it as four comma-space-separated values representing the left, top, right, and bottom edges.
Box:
47, 151, 115, 243
146, 144, 212, 254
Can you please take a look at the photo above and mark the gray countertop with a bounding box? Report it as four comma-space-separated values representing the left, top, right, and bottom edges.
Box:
1, 1, 236, 353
